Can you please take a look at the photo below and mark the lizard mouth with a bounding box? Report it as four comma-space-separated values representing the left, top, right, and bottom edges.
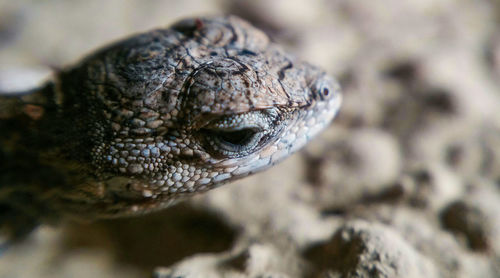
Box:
57, 177, 185, 219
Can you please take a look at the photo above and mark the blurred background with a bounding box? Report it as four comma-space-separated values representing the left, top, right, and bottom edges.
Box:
0, 0, 499, 277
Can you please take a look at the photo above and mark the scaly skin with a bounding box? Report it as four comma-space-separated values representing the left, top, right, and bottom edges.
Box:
0, 16, 341, 240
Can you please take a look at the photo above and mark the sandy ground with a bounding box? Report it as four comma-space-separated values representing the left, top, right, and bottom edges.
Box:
0, 0, 500, 277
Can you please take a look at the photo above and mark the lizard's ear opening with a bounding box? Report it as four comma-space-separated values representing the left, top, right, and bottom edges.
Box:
23, 104, 44, 120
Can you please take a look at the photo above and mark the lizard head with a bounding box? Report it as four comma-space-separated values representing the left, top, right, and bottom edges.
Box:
55, 16, 341, 217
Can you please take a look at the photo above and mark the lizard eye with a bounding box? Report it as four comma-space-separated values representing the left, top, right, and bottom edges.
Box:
210, 128, 258, 146
201, 127, 263, 154
196, 109, 281, 158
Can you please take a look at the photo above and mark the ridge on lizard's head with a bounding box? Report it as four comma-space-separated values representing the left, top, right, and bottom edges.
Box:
49, 15, 341, 218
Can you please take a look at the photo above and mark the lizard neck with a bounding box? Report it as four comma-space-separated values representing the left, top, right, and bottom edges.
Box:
0, 82, 66, 241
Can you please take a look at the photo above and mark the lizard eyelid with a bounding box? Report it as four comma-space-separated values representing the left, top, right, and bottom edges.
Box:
200, 126, 264, 155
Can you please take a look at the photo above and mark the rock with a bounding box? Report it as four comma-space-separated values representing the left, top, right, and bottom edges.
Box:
305, 128, 401, 209
441, 182, 500, 254
304, 220, 439, 278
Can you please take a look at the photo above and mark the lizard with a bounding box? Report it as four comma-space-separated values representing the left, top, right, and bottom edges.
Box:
0, 15, 341, 243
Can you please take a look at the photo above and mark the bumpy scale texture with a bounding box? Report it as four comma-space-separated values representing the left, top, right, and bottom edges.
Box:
0, 16, 341, 240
